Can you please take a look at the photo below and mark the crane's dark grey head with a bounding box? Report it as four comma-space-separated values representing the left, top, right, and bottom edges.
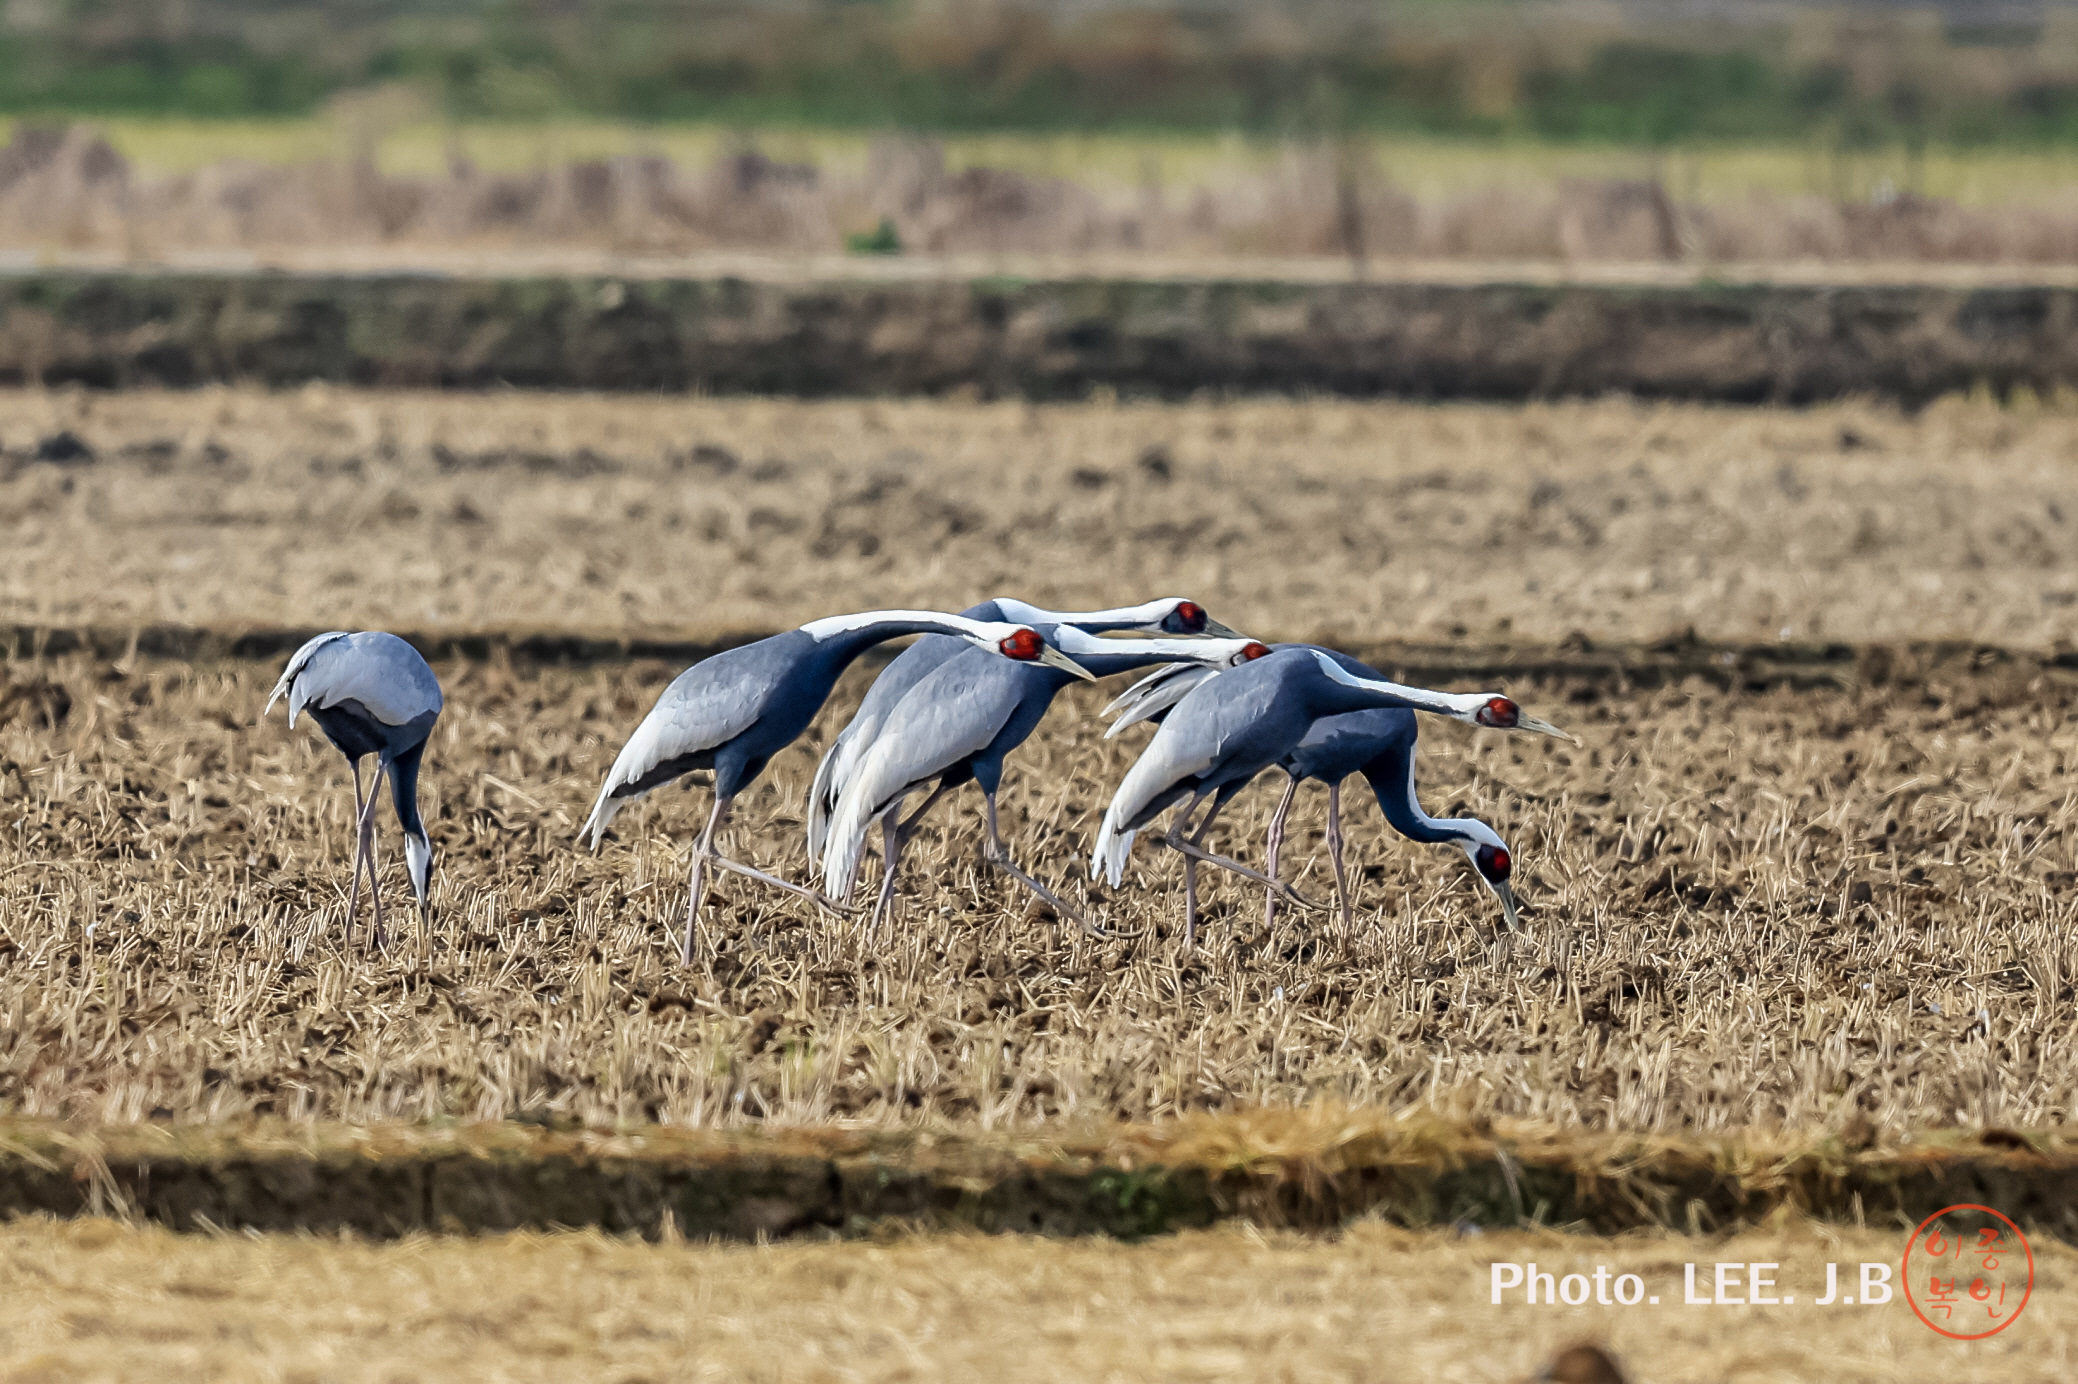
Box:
989, 626, 1097, 680
1161, 600, 1210, 634
1150, 599, 1243, 638
1475, 696, 1521, 729
1454, 825, 1520, 931
1472, 694, 1572, 741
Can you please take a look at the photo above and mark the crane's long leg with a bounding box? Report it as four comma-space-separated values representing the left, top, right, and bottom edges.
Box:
687, 794, 857, 957
1163, 793, 1321, 918
344, 759, 370, 943
706, 856, 857, 913
1155, 793, 1230, 943
865, 780, 956, 937
345, 759, 384, 948
1325, 779, 1354, 940
980, 791, 1095, 934
1174, 792, 1210, 948
365, 761, 390, 952
1262, 773, 1299, 929
680, 794, 727, 965
867, 814, 902, 940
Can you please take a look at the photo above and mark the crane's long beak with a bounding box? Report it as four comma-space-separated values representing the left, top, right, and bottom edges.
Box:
1201, 618, 1245, 639
1038, 644, 1099, 681
1490, 878, 1522, 932
1517, 714, 1578, 744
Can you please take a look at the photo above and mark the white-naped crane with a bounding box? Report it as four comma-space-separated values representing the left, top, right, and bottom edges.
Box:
805, 597, 1238, 866
581, 610, 1092, 963
820, 627, 1271, 935
1106, 645, 1542, 934
264, 631, 443, 948
1091, 647, 1569, 946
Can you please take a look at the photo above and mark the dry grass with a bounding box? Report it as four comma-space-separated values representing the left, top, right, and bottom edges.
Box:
69, 116, 2078, 210
1, 642, 2073, 1133
4, 388, 2077, 648
20, 119, 2078, 268
1, 1216, 2071, 1383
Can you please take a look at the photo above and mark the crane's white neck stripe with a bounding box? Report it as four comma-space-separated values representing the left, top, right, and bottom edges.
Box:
1402, 751, 1450, 838
1049, 629, 1249, 663
1398, 750, 1501, 850
1309, 650, 1487, 717
990, 597, 1182, 628
799, 610, 1007, 643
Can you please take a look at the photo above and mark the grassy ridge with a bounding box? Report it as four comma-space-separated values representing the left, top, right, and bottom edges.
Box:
7, 1, 2078, 148
60, 117, 2078, 209
10, 1114, 2078, 1240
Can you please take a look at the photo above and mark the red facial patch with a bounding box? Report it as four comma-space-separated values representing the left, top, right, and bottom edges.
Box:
1488, 847, 1511, 877
1241, 641, 1271, 661
999, 628, 1044, 661
1175, 601, 1205, 631
1478, 696, 1520, 728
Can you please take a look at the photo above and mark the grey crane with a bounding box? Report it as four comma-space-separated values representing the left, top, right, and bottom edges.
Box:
1091, 647, 1567, 945
581, 609, 1090, 962
1105, 646, 1538, 933
819, 627, 1270, 934
264, 631, 443, 947
805, 596, 1238, 866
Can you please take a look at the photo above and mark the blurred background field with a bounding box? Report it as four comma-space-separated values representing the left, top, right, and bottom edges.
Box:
15, 1, 2078, 267
6, 1218, 2070, 1383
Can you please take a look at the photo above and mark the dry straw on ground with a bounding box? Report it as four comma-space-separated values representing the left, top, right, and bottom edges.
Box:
15, 121, 2078, 268
1, 387, 2076, 1136
0, 643, 2073, 1133
3, 388, 2076, 648
2, 1216, 2071, 1383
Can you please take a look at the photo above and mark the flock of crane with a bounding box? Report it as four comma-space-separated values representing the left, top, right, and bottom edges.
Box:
263, 597, 1573, 959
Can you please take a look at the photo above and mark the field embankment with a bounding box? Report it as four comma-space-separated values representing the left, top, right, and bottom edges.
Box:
11, 272, 2078, 402
4, 1116, 2078, 1243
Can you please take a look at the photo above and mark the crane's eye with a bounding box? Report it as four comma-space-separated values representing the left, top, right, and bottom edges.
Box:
1166, 601, 1207, 633
999, 629, 1044, 661
1239, 641, 1271, 662
1475, 845, 1512, 881
1476, 696, 1520, 729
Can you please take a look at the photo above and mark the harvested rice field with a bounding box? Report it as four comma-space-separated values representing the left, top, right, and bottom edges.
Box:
1, 389, 2075, 647
2, 387, 2076, 1379
1, 648, 2076, 1132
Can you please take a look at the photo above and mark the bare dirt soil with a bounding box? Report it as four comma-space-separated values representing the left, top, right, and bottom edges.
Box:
0, 1216, 2067, 1383
2, 389, 2075, 648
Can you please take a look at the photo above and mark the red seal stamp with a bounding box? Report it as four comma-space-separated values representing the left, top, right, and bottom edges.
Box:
1903, 1205, 2033, 1339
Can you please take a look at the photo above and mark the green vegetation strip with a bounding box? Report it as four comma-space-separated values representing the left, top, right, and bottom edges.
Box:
3, 1116, 2075, 1242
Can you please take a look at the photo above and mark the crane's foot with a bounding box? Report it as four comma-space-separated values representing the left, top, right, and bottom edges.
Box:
1082, 916, 1150, 941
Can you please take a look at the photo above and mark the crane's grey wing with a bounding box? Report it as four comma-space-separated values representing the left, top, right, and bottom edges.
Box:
313, 632, 443, 725
820, 654, 1023, 897
1090, 666, 1284, 885
1101, 662, 1220, 738
263, 631, 351, 725
268, 631, 441, 730
581, 660, 768, 848
806, 632, 971, 861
